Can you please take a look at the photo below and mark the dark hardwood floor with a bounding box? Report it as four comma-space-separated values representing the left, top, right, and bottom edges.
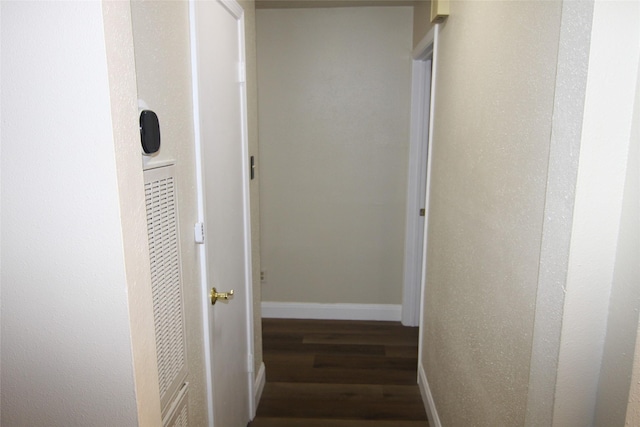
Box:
248, 318, 429, 427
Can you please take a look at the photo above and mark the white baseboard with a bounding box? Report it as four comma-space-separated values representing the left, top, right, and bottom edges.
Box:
261, 302, 402, 321
253, 362, 266, 411
418, 362, 442, 427
249, 362, 267, 420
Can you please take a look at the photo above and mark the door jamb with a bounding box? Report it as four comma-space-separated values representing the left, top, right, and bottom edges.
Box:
412, 24, 442, 427
402, 26, 436, 327
188, 3, 214, 424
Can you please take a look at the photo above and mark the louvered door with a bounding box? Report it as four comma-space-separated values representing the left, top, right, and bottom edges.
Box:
144, 164, 189, 426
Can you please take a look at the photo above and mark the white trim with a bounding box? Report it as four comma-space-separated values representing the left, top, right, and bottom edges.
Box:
252, 362, 266, 420
418, 362, 442, 427
235, 5, 258, 422
219, 0, 243, 19
261, 302, 402, 321
417, 23, 439, 371
188, 2, 215, 426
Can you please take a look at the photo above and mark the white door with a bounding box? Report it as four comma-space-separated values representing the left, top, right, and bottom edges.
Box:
190, 1, 254, 426
402, 57, 432, 327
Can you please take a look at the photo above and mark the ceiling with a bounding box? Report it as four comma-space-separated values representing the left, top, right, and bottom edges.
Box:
255, 0, 416, 9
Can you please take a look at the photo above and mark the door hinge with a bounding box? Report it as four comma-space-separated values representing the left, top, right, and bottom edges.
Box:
419, 208, 426, 217
194, 222, 205, 244
250, 155, 255, 180
238, 62, 246, 83
247, 353, 254, 373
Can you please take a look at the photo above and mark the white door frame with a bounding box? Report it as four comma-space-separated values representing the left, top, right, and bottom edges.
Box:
189, 1, 256, 425
402, 26, 437, 327
410, 24, 443, 427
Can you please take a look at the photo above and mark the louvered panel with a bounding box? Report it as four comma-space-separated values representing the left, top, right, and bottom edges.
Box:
174, 401, 188, 427
144, 164, 188, 416
163, 383, 189, 427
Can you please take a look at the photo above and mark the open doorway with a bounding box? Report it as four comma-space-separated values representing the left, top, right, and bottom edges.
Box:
252, 5, 439, 424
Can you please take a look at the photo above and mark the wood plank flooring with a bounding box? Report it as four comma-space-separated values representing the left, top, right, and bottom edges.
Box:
248, 319, 429, 427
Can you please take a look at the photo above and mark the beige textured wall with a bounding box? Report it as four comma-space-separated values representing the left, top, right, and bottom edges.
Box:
257, 6, 413, 305
130, 1, 208, 424
103, 3, 164, 424
421, 1, 562, 425
412, 0, 432, 48
524, 2, 593, 425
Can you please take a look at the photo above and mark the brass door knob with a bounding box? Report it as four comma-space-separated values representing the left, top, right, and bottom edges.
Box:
210, 287, 234, 305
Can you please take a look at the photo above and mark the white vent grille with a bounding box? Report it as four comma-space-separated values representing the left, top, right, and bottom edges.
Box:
144, 164, 188, 414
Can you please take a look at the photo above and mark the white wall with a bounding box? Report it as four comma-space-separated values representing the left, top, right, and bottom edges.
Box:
623, 48, 640, 426
257, 6, 413, 305
553, 1, 640, 424
1, 2, 159, 425
595, 47, 640, 425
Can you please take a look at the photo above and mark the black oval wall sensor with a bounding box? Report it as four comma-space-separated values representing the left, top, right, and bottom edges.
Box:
140, 110, 161, 154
